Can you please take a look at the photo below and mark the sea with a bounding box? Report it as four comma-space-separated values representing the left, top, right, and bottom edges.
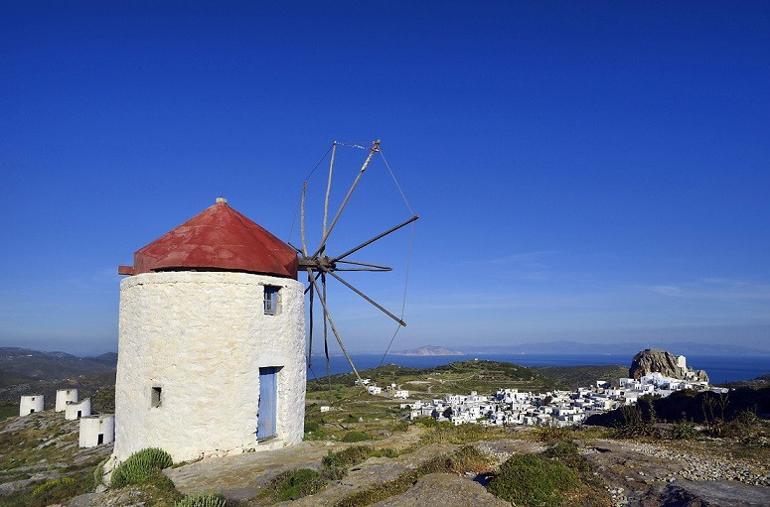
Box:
307, 353, 770, 385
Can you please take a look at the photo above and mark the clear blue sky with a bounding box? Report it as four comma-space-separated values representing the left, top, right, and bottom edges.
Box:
2, 2, 769, 355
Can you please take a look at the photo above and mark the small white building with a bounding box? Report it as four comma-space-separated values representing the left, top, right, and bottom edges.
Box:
677, 355, 687, 369
367, 386, 382, 395
65, 398, 91, 420
394, 390, 409, 399
19, 395, 44, 416
79, 414, 115, 448
55, 389, 78, 412
320, 405, 331, 413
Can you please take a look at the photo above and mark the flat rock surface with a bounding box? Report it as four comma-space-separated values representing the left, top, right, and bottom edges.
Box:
276, 443, 458, 507
166, 441, 335, 500
584, 438, 770, 506
648, 479, 770, 507
372, 473, 509, 507
474, 438, 546, 465
166, 427, 423, 502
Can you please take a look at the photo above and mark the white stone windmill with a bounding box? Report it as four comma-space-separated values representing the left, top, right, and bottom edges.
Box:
112, 140, 416, 463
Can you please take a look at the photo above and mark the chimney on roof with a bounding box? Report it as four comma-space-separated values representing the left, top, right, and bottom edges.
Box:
216, 197, 228, 204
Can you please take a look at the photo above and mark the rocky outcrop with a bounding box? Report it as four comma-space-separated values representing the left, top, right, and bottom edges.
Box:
629, 349, 708, 382
372, 473, 509, 507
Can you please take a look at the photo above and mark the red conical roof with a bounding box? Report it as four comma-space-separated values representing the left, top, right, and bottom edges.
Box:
118, 198, 298, 279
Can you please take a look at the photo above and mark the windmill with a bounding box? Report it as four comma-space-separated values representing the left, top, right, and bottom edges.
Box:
288, 139, 419, 383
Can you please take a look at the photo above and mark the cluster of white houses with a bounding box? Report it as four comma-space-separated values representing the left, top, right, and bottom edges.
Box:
356, 378, 409, 399
401, 367, 725, 428
18, 389, 114, 448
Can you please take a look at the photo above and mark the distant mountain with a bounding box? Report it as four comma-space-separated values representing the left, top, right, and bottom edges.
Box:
90, 352, 119, 366
0, 347, 116, 386
0, 347, 118, 408
457, 341, 770, 356
391, 345, 464, 356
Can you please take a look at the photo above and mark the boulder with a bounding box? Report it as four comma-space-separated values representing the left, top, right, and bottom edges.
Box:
372, 473, 509, 507
629, 349, 708, 383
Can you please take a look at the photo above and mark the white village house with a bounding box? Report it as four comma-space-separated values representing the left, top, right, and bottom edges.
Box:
112, 198, 306, 463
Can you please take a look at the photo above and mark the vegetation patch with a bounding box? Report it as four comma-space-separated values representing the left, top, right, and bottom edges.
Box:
322, 445, 397, 469
486, 441, 611, 506
334, 445, 490, 507
258, 446, 400, 503
111, 448, 174, 488
414, 417, 510, 446
0, 403, 17, 421
613, 401, 659, 438
669, 419, 698, 440
341, 430, 371, 442
259, 468, 326, 502
487, 453, 579, 507
0, 471, 94, 507
175, 492, 228, 506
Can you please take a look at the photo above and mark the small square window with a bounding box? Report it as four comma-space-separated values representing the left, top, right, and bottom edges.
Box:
264, 286, 281, 315
151, 386, 162, 408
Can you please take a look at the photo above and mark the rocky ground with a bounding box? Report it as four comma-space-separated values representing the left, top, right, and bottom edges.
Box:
2, 409, 770, 506
0, 410, 111, 506
162, 427, 769, 506
583, 438, 770, 506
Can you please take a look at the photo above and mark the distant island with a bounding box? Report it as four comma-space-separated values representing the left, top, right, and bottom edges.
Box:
391, 345, 465, 356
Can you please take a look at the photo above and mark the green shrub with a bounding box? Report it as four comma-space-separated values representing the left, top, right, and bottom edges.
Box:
323, 446, 372, 469
111, 448, 174, 488
536, 425, 572, 443
671, 420, 697, 440
416, 420, 507, 446
320, 446, 399, 483
542, 440, 580, 460
261, 468, 326, 502
418, 445, 490, 475
341, 431, 371, 442
487, 454, 579, 507
175, 493, 228, 507
614, 404, 657, 438
30, 477, 80, 501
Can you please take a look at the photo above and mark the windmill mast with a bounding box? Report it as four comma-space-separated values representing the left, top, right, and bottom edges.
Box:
296, 139, 419, 386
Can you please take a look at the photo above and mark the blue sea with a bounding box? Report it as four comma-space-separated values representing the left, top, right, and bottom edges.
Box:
307, 353, 770, 385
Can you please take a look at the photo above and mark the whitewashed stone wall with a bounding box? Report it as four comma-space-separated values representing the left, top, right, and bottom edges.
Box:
56, 389, 78, 412
65, 398, 91, 420
19, 395, 44, 416
112, 271, 306, 463
80, 415, 115, 448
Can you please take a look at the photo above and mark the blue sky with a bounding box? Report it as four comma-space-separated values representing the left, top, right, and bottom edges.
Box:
1, 2, 769, 355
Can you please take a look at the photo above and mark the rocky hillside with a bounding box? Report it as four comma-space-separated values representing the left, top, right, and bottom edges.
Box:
0, 348, 116, 412
629, 349, 708, 382
0, 348, 116, 385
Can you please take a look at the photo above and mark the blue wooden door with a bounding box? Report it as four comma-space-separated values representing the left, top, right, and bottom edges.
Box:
257, 367, 278, 440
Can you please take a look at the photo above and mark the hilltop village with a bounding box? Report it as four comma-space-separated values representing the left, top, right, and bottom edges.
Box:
357, 354, 729, 428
